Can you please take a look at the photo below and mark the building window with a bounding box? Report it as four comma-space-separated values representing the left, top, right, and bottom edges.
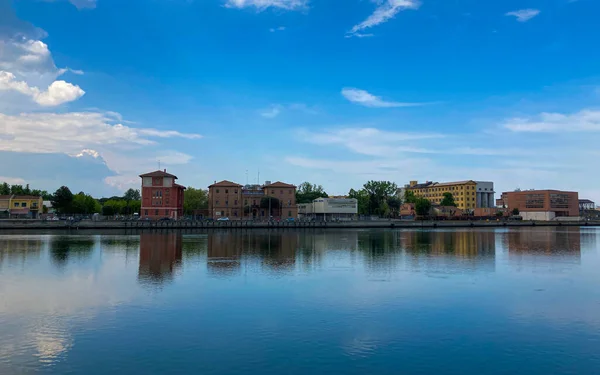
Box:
244, 200, 248, 205
234, 200, 238, 205
288, 200, 291, 206
280, 190, 283, 194
288, 211, 292, 217
216, 189, 220, 193
234, 189, 238, 194
216, 200, 220, 205
165, 210, 170, 216
271, 190, 275, 194
225, 189, 229, 194
145, 210, 148, 216
32, 202, 38, 208
225, 201, 229, 206
221, 211, 224, 216
155, 209, 159, 216
234, 211, 238, 217
14, 203, 19, 207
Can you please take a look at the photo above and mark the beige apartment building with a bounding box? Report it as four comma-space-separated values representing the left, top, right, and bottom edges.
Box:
208, 180, 298, 220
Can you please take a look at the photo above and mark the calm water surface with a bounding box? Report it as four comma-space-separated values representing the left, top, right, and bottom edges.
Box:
1, 228, 599, 375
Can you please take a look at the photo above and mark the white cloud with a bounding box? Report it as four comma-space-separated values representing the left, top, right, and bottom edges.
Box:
269, 26, 287, 32
0, 111, 202, 154
0, 176, 25, 185
0, 71, 85, 106
341, 87, 423, 108
503, 109, 600, 132
225, 0, 308, 11
348, 0, 421, 36
260, 104, 283, 118
505, 9, 540, 22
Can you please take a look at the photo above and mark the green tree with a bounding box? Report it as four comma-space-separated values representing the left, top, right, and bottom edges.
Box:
386, 196, 402, 217
123, 188, 141, 215
440, 192, 457, 207
348, 188, 369, 215
102, 199, 127, 216
362, 180, 398, 216
10, 184, 24, 195
51, 186, 74, 214
0, 182, 9, 195
512, 208, 520, 216
184, 187, 208, 215
296, 182, 328, 204
72, 192, 101, 215
415, 198, 432, 217
404, 190, 417, 204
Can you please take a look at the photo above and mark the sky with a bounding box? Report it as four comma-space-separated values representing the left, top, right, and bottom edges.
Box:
1, 0, 600, 201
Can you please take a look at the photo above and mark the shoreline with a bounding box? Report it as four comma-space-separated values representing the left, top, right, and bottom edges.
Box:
1, 219, 599, 231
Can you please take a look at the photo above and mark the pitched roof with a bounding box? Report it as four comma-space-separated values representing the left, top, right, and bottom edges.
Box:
579, 199, 595, 204
209, 180, 243, 188
139, 170, 178, 178
173, 183, 187, 190
263, 181, 296, 188
0, 195, 13, 200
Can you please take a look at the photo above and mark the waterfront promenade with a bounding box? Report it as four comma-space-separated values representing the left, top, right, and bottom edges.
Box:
1, 219, 599, 230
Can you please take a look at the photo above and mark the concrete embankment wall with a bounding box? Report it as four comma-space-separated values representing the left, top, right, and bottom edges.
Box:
1, 219, 599, 231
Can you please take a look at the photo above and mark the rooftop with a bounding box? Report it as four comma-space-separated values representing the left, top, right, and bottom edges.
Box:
209, 180, 243, 188
139, 169, 178, 179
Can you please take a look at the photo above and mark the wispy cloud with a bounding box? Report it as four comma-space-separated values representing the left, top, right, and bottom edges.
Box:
298, 127, 443, 157
348, 0, 421, 37
260, 104, 283, 118
225, 0, 308, 11
503, 109, 600, 132
341, 87, 423, 108
269, 26, 286, 32
505, 9, 540, 22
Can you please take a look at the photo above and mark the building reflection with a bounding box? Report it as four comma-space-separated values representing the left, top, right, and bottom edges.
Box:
297, 230, 359, 271
138, 233, 183, 285
401, 230, 496, 273
206, 230, 299, 276
507, 227, 582, 256
0, 237, 44, 267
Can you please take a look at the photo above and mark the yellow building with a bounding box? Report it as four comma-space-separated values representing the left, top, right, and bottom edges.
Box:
8, 195, 44, 218
407, 180, 478, 210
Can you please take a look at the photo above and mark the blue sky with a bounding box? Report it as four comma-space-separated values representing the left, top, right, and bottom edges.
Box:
1, 0, 600, 201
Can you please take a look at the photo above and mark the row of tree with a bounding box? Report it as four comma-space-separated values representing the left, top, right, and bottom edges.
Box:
0, 182, 52, 199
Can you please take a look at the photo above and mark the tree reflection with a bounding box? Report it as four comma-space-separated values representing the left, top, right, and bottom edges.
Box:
50, 236, 95, 268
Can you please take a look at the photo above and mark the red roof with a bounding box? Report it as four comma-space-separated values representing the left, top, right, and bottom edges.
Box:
173, 183, 186, 189
139, 170, 178, 179
209, 180, 243, 188
263, 181, 296, 188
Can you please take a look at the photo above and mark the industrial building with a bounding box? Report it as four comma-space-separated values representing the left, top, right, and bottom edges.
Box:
503, 190, 579, 220
404, 180, 495, 211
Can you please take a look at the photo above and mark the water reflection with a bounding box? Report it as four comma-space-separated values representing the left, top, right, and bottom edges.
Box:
138, 233, 183, 286
207, 230, 298, 276
0, 237, 44, 267
49, 236, 95, 268
401, 230, 496, 274
507, 227, 581, 255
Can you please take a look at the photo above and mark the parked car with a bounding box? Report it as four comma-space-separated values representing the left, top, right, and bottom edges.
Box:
286, 217, 295, 222
217, 217, 230, 221
159, 217, 173, 222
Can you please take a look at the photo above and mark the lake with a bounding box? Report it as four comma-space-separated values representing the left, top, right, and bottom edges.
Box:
0, 228, 599, 375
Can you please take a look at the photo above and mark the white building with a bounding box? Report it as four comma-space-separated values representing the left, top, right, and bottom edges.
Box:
475, 181, 495, 208
298, 198, 358, 221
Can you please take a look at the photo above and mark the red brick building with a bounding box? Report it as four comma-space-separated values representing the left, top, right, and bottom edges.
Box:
140, 169, 185, 220
208, 180, 298, 220
504, 190, 579, 220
